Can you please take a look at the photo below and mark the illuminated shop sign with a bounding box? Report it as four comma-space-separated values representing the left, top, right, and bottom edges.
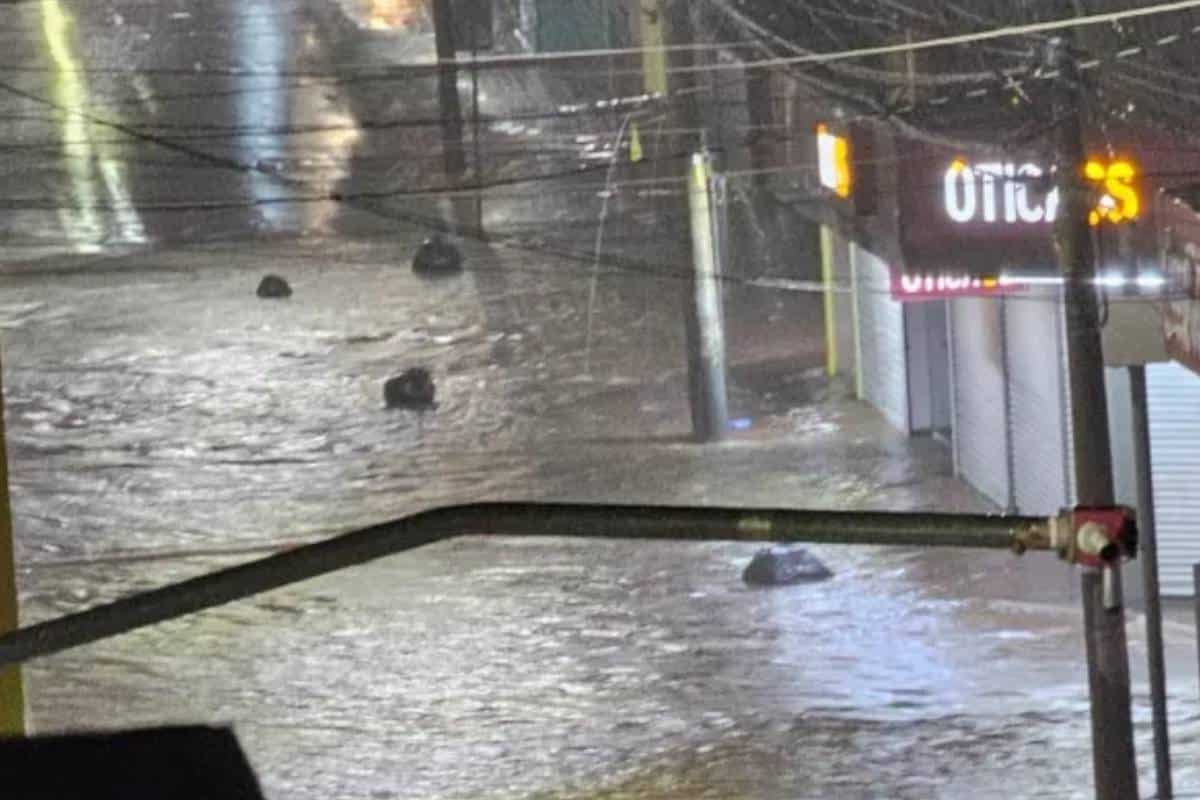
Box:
898, 139, 1150, 302
941, 157, 1139, 227
890, 270, 1025, 301
943, 160, 1058, 225
1085, 159, 1139, 226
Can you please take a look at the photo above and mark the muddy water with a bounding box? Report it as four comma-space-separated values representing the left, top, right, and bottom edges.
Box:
3, 239, 1197, 800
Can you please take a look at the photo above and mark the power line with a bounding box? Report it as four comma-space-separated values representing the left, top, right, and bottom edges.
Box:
675, 0, 1200, 76
2, 1, 1196, 79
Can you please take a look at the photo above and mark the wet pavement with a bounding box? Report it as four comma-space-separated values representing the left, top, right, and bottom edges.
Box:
2, 1, 1200, 798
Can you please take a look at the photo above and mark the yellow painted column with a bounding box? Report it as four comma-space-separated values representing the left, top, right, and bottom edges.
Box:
820, 224, 838, 377
639, 0, 667, 97
0, 352, 25, 735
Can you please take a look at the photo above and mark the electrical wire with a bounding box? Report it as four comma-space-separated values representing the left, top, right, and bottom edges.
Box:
0, 0, 1193, 79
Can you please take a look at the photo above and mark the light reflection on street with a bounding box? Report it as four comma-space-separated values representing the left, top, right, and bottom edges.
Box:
235, 0, 293, 230
40, 0, 145, 252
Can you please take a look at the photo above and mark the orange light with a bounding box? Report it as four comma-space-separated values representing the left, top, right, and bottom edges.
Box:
817, 125, 852, 199
981, 276, 999, 288
367, 0, 424, 30
1084, 160, 1107, 181
1084, 158, 1140, 226
950, 158, 968, 174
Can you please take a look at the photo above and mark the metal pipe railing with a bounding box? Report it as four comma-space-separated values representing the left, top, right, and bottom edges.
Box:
0, 503, 1054, 668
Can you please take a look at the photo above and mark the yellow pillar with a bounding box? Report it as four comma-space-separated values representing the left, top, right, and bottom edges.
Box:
848, 241, 864, 399
0, 352, 25, 736
639, 0, 667, 97
820, 224, 838, 377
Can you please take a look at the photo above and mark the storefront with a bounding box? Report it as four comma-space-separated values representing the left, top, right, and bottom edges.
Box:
806, 110, 1200, 595
884, 139, 1078, 514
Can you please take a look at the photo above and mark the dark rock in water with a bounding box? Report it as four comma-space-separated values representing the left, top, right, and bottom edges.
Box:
384, 367, 436, 410
412, 234, 463, 277
256, 274, 292, 299
742, 546, 832, 586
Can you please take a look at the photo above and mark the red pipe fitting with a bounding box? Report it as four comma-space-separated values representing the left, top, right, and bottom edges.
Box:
1070, 507, 1138, 567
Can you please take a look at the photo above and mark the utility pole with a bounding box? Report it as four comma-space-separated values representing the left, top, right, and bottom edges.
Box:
1048, 35, 1139, 800
661, 0, 726, 441
0, 354, 25, 735
685, 152, 729, 442
431, 0, 466, 180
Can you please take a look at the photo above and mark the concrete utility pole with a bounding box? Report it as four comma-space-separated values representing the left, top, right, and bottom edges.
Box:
685, 153, 729, 442
661, 0, 727, 441
0, 354, 25, 734
1048, 35, 1139, 800
431, 0, 466, 179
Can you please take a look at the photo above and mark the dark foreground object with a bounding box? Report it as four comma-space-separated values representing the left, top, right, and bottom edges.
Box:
384, 367, 436, 410
0, 726, 264, 799
743, 546, 832, 586
412, 234, 464, 277
256, 274, 292, 299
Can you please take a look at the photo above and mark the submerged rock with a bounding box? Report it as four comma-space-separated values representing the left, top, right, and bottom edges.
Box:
742, 546, 832, 586
384, 367, 436, 410
256, 274, 292, 299
412, 234, 463, 277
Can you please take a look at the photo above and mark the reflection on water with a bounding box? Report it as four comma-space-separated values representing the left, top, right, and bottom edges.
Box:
236, 0, 293, 230
41, 0, 145, 252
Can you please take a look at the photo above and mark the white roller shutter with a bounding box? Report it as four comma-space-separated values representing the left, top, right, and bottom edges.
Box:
1056, 294, 1077, 508
853, 247, 909, 431
1005, 295, 1072, 514
949, 296, 1010, 507
1147, 361, 1200, 596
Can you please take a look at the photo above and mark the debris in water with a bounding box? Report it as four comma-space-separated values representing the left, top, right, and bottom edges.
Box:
256, 275, 292, 299
412, 235, 463, 277
384, 367, 436, 410
742, 546, 832, 586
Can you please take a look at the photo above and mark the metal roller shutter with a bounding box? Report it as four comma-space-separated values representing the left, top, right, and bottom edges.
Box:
1058, 298, 1077, 508
1005, 295, 1073, 514
949, 297, 1010, 507
1147, 361, 1200, 596
853, 247, 909, 431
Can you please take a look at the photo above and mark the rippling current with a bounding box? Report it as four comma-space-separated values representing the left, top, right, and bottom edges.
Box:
3, 238, 1198, 799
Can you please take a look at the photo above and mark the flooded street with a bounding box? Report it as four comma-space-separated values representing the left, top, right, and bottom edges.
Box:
1, 0, 1199, 798
5, 240, 1199, 799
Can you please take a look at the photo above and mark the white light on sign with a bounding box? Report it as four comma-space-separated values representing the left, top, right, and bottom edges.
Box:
943, 160, 1058, 225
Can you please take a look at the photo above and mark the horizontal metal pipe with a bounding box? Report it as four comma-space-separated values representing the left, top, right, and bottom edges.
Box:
0, 503, 1050, 668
